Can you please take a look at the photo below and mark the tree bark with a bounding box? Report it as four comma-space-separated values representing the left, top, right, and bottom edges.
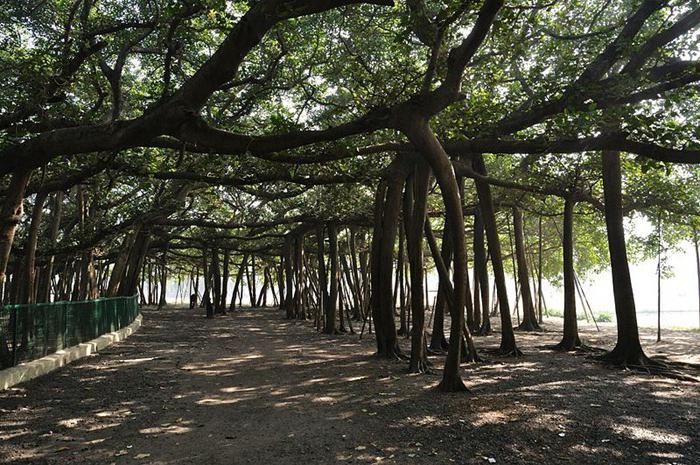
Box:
553, 195, 582, 350
403, 161, 431, 372
37, 191, 64, 303
401, 118, 468, 391
0, 170, 31, 298
326, 222, 339, 334
19, 191, 49, 304
513, 207, 540, 331
599, 150, 650, 366
472, 154, 520, 355
370, 160, 407, 358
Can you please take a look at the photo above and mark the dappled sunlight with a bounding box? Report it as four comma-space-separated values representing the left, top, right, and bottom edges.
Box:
613, 422, 691, 445
139, 424, 193, 435
1, 306, 698, 465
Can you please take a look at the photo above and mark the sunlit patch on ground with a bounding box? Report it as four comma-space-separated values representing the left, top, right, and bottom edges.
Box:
0, 306, 697, 465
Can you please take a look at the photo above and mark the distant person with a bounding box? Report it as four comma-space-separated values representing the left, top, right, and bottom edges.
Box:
190, 293, 197, 309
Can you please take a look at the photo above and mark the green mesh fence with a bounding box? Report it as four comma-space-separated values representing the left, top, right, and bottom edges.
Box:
0, 295, 139, 369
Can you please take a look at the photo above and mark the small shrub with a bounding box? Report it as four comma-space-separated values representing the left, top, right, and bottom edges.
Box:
596, 311, 612, 323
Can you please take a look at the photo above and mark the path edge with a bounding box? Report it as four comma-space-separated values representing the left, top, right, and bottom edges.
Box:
0, 314, 143, 390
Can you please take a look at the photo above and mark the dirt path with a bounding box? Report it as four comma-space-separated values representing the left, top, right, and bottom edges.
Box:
1, 307, 698, 465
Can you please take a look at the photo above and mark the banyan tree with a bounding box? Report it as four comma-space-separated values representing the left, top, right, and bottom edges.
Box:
2, 0, 700, 391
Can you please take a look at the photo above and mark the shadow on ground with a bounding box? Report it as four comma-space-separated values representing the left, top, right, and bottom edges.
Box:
0, 306, 698, 464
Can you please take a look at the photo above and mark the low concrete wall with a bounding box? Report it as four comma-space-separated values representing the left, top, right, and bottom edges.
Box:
0, 314, 143, 390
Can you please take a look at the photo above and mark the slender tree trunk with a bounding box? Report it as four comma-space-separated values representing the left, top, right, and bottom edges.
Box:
221, 249, 230, 313
404, 161, 431, 373
474, 209, 491, 335
656, 218, 662, 342
397, 222, 408, 336
284, 239, 294, 319
294, 235, 305, 319
538, 216, 544, 324
513, 207, 540, 331
20, 191, 48, 304
554, 195, 582, 350
430, 225, 452, 352
37, 191, 64, 303
600, 150, 650, 366
458, 176, 475, 332
472, 154, 520, 355
326, 222, 339, 334
694, 227, 700, 329
212, 248, 222, 313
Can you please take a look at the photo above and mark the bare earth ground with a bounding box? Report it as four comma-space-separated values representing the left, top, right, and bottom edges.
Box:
0, 306, 698, 465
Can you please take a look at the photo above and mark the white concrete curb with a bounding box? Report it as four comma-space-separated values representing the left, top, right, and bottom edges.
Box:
0, 314, 143, 390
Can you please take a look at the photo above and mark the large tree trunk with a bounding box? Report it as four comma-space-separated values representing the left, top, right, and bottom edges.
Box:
403, 161, 431, 373
107, 228, 140, 297
370, 160, 408, 358
403, 119, 468, 392
472, 154, 520, 355
118, 226, 151, 297
600, 151, 650, 366
513, 207, 540, 331
0, 170, 31, 298
554, 196, 582, 350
